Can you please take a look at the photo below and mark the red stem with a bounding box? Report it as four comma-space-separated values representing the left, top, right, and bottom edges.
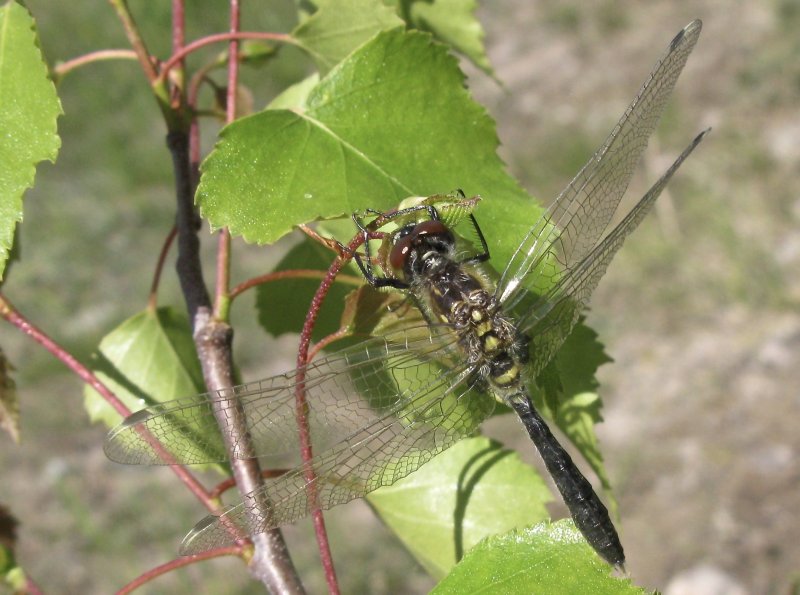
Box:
212, 0, 240, 320
53, 49, 138, 80
210, 468, 289, 500
116, 546, 243, 594
148, 225, 178, 309
229, 269, 363, 301
307, 327, 351, 362
24, 574, 44, 595
294, 234, 370, 595
158, 31, 293, 86
172, 0, 185, 58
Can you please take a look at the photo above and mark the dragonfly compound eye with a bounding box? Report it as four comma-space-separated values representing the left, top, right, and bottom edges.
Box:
389, 234, 414, 270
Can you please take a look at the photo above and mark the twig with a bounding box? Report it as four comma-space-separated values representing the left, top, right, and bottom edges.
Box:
229, 269, 363, 301
148, 226, 178, 309
161, 2, 303, 591
116, 546, 243, 595
158, 31, 293, 86
169, 130, 212, 319
53, 49, 138, 81
307, 327, 351, 362
107, 0, 159, 84
210, 468, 289, 500
293, 234, 370, 595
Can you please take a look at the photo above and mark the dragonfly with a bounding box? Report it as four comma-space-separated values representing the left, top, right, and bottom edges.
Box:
104, 20, 706, 567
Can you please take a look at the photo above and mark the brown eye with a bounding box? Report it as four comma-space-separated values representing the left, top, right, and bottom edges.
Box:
414, 220, 447, 237
389, 235, 413, 270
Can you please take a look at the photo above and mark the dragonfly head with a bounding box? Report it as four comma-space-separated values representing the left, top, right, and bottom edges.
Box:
389, 219, 455, 281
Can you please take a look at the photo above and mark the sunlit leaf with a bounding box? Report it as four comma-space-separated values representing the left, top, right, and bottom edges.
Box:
197, 29, 536, 269
266, 73, 320, 111
82, 307, 205, 428
292, 0, 403, 73
400, 0, 493, 74
368, 436, 551, 578
432, 521, 644, 594
0, 1, 62, 280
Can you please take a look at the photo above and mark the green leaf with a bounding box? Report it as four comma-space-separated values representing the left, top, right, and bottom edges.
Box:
401, 0, 493, 74
83, 307, 205, 429
0, 346, 18, 443
367, 436, 551, 578
432, 521, 645, 595
255, 238, 355, 342
552, 319, 616, 503
197, 29, 537, 269
0, 503, 19, 573
266, 73, 320, 111
292, 0, 403, 73
0, 1, 62, 280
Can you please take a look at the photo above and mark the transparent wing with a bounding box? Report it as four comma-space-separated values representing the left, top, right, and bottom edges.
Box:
497, 20, 702, 314
179, 365, 492, 555
103, 325, 465, 468
519, 130, 708, 375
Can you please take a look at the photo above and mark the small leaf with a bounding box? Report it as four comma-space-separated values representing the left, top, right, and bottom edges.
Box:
402, 0, 493, 74
432, 521, 645, 595
0, 347, 18, 443
83, 307, 205, 429
367, 436, 551, 578
0, 1, 62, 280
0, 503, 17, 553
197, 29, 536, 269
292, 0, 403, 73
0, 503, 23, 589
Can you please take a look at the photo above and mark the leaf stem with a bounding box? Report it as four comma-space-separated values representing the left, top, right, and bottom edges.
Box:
158, 31, 294, 87
107, 0, 159, 84
229, 269, 363, 301
148, 225, 178, 310
53, 49, 138, 81
115, 546, 243, 595
294, 235, 369, 595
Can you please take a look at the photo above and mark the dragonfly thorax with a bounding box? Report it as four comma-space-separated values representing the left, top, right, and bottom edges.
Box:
390, 221, 527, 400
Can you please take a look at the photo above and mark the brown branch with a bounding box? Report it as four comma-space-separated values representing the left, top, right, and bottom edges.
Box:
169, 130, 212, 320
157, 3, 302, 592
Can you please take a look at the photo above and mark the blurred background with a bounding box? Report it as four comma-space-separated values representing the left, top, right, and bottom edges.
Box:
2, 1, 798, 593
